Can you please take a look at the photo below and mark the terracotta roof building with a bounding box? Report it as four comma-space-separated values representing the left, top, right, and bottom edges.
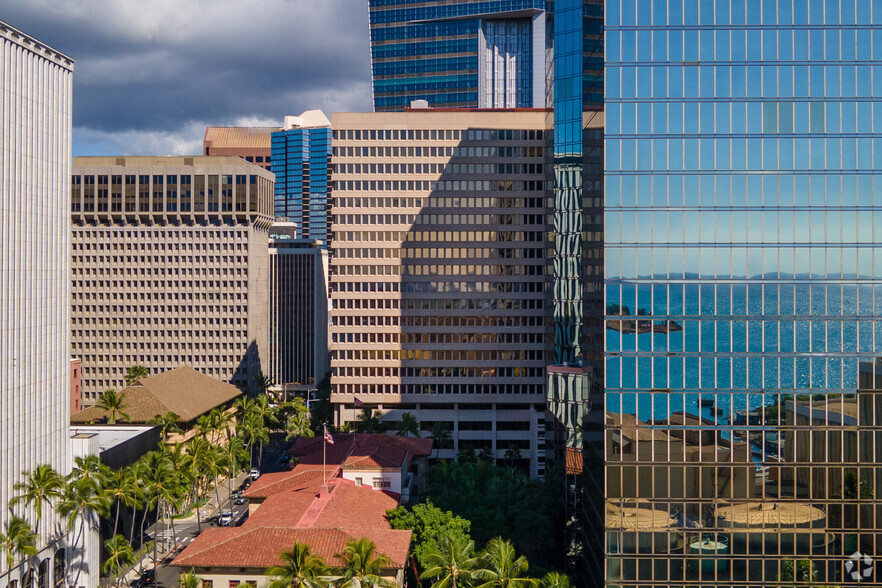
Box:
70, 366, 242, 425
173, 435, 414, 587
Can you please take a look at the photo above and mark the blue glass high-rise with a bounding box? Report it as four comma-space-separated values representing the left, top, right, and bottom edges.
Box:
367, 0, 550, 110
271, 111, 332, 243
605, 0, 882, 584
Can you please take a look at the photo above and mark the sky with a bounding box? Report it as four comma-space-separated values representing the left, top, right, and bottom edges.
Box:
4, 0, 373, 156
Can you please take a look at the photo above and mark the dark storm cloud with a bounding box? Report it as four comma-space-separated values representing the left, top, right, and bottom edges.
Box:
2, 0, 372, 154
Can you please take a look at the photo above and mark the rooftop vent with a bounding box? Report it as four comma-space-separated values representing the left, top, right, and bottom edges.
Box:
410, 99, 430, 109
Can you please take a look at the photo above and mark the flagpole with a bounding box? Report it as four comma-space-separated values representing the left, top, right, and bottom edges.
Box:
323, 426, 327, 484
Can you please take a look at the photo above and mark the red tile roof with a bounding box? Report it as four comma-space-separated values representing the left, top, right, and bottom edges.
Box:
172, 526, 412, 569
565, 447, 583, 475
290, 434, 433, 471
244, 467, 325, 499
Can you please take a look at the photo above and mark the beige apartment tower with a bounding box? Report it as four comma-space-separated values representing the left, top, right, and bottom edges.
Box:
71, 156, 274, 402
330, 110, 552, 477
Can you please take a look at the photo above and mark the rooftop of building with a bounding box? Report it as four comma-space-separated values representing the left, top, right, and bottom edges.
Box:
175, 459, 411, 570
289, 433, 432, 471
171, 525, 411, 570
332, 109, 553, 129
283, 110, 331, 130
72, 155, 275, 173
71, 366, 242, 425
203, 126, 279, 150
68, 425, 155, 451
0, 20, 74, 69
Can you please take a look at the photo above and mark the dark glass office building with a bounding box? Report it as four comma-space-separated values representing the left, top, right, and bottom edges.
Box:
271, 111, 332, 242
605, 0, 882, 585
367, 0, 550, 110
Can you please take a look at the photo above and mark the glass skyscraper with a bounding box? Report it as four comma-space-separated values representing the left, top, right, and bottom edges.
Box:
605, 0, 882, 585
367, 0, 550, 110
271, 110, 332, 242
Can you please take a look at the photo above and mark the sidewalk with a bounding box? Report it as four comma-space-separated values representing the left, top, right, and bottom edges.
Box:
121, 471, 250, 585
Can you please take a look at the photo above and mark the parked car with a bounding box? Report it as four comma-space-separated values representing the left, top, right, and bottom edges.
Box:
218, 510, 234, 526
235, 495, 246, 505
139, 569, 155, 586
231, 490, 242, 499
249, 468, 260, 479
129, 579, 141, 588
239, 479, 251, 491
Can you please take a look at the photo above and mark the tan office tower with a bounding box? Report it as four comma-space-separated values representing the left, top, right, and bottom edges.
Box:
0, 19, 74, 586
330, 109, 552, 477
71, 156, 274, 402
203, 126, 277, 172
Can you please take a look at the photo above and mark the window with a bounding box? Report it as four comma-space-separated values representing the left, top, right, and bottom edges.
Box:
372, 477, 391, 489
355, 477, 363, 487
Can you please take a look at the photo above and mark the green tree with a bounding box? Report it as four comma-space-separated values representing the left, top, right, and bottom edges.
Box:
186, 436, 213, 532
59, 476, 110, 588
103, 465, 142, 539
149, 411, 182, 445
777, 559, 819, 585
387, 501, 472, 570
124, 365, 149, 387
395, 412, 420, 437
473, 537, 536, 588
180, 570, 201, 588
419, 533, 483, 588
354, 408, 385, 434
308, 372, 333, 435
0, 516, 38, 569
266, 542, 330, 588
539, 573, 569, 588
503, 445, 522, 467
103, 534, 136, 588
430, 423, 453, 458
285, 401, 315, 442
334, 538, 395, 588
10, 464, 64, 536
95, 389, 131, 424
141, 451, 182, 563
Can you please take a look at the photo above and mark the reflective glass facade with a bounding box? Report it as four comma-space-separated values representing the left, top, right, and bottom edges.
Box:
605, 0, 882, 584
271, 126, 332, 242
368, 0, 548, 110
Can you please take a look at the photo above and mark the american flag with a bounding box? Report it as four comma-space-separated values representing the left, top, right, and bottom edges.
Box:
323, 425, 334, 445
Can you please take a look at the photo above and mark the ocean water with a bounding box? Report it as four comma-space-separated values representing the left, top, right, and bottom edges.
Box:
605, 281, 878, 423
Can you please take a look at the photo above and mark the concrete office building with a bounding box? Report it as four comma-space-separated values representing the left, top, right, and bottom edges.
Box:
0, 18, 74, 586
71, 156, 274, 402
268, 223, 330, 394
271, 111, 332, 241
367, 0, 550, 110
203, 126, 277, 172
330, 109, 551, 477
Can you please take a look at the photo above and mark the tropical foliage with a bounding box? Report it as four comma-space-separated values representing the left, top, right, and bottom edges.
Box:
387, 501, 472, 570
124, 365, 149, 386
266, 542, 330, 588
425, 461, 562, 569
95, 389, 131, 424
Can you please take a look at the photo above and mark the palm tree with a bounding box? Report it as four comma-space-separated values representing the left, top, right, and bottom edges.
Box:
266, 542, 330, 588
58, 476, 110, 588
225, 436, 249, 495
141, 451, 181, 561
103, 466, 142, 539
285, 409, 314, 442
254, 371, 275, 398
95, 389, 131, 424
419, 534, 483, 588
0, 516, 38, 569
430, 423, 453, 459
539, 572, 570, 588
472, 538, 536, 588
180, 570, 201, 588
395, 412, 419, 437
10, 464, 65, 537
148, 411, 182, 445
186, 437, 213, 532
354, 408, 385, 434
334, 538, 395, 588
103, 534, 136, 588
124, 365, 149, 387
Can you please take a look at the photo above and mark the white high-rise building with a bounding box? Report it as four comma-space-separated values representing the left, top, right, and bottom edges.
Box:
0, 18, 74, 586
